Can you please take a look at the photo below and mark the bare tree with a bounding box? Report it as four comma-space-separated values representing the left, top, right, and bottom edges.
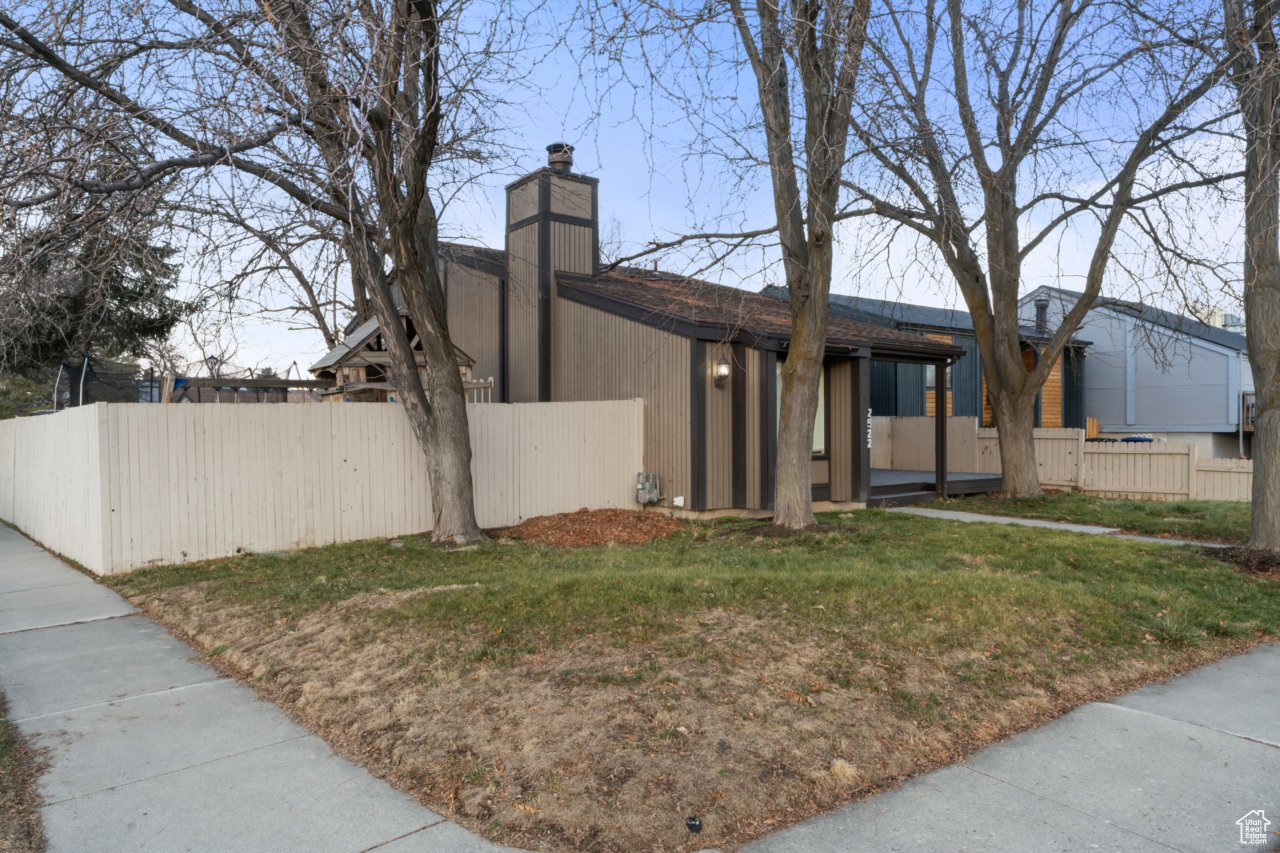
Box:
589, 0, 872, 528
839, 0, 1249, 494
1, 0, 539, 542
838, 0, 1242, 496
1224, 0, 1280, 551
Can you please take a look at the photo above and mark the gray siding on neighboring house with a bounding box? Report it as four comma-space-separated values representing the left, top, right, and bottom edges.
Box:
949, 334, 983, 418
870, 360, 898, 416
1020, 287, 1253, 435
896, 363, 926, 416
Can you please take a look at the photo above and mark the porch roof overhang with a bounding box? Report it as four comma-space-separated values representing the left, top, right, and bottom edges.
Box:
556, 273, 963, 363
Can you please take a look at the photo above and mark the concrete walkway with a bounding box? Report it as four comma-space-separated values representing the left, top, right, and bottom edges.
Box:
747, 642, 1280, 851
0, 525, 512, 853
891, 506, 1230, 548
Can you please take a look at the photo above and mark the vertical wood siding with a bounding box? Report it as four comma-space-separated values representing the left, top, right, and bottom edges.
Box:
704, 342, 734, 509
744, 348, 763, 509
506, 225, 540, 401
549, 176, 594, 219
0, 400, 643, 575
445, 261, 502, 383
550, 222, 594, 276
828, 360, 854, 501
551, 298, 692, 504
508, 179, 539, 223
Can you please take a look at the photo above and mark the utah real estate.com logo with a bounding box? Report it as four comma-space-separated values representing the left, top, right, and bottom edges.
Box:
1237, 810, 1271, 846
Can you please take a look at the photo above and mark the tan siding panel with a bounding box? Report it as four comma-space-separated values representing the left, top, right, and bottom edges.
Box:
445, 261, 502, 383
828, 360, 854, 501
744, 348, 762, 508
508, 179, 539, 223
549, 175, 593, 219
551, 222, 594, 276
506, 224, 540, 401
704, 342, 733, 509
552, 297, 691, 503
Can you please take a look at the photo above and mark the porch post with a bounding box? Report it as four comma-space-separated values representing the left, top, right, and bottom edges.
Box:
935, 360, 948, 498
854, 354, 871, 502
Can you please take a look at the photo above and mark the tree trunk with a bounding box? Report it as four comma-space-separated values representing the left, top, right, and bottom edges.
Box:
1227, 0, 1280, 552
392, 235, 485, 545
1244, 164, 1280, 551
774, 343, 822, 529
990, 388, 1040, 497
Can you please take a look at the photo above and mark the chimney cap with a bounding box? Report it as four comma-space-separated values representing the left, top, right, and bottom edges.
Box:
547, 142, 574, 173
1033, 295, 1050, 306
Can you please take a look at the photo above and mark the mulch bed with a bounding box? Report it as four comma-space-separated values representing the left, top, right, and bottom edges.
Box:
1214, 546, 1280, 579
496, 508, 684, 547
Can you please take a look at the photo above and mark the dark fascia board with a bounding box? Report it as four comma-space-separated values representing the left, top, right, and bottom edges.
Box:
557, 276, 777, 350
558, 275, 962, 360
440, 246, 506, 279
504, 167, 601, 192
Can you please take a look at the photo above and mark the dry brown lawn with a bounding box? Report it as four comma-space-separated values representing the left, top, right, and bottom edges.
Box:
109, 511, 1280, 851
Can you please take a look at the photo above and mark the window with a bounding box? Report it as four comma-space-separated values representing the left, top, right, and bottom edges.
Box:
776, 363, 826, 455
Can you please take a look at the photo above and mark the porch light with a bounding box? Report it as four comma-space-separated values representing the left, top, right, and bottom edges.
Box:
713, 356, 731, 389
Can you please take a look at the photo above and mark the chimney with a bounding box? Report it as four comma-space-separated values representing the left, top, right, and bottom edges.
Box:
503, 143, 599, 402
547, 142, 574, 174
1034, 296, 1050, 334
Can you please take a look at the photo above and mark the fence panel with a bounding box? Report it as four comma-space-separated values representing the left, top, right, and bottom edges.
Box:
879, 417, 979, 471
1195, 458, 1253, 502
1082, 443, 1193, 500
974, 428, 1252, 501
0, 400, 644, 574
0, 406, 105, 571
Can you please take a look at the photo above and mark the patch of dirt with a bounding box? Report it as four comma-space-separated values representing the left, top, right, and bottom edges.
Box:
496, 509, 684, 548
1, 694, 47, 853
1214, 546, 1280, 578
719, 523, 845, 541
126, 589, 1248, 853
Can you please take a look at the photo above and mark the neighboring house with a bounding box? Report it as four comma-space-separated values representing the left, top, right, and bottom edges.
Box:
1020, 286, 1253, 458
311, 144, 964, 511
764, 290, 1088, 430
309, 270, 494, 404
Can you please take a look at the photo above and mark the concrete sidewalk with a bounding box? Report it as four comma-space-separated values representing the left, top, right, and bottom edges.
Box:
746, 645, 1280, 852
0, 525, 512, 853
891, 506, 1230, 547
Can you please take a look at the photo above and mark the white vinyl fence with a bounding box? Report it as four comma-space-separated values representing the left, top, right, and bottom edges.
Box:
975, 428, 1252, 502
0, 400, 644, 574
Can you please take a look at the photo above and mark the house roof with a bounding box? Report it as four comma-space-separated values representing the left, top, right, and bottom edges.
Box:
1026, 286, 1248, 352
311, 305, 475, 374
561, 270, 962, 360
768, 286, 1087, 346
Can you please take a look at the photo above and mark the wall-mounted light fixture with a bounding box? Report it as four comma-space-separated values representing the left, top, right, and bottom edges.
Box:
713, 356, 731, 389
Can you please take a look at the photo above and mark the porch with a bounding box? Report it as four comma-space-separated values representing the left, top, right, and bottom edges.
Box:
869, 469, 1004, 507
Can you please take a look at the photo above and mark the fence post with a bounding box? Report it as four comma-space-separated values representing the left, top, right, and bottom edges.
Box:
1075, 429, 1086, 493
1186, 443, 1197, 501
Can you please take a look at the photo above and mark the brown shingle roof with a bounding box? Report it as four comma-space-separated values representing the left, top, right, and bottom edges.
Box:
560, 268, 961, 359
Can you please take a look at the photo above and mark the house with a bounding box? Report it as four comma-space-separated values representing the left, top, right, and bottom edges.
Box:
311, 143, 968, 511
1020, 286, 1253, 458
764, 290, 1089, 430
